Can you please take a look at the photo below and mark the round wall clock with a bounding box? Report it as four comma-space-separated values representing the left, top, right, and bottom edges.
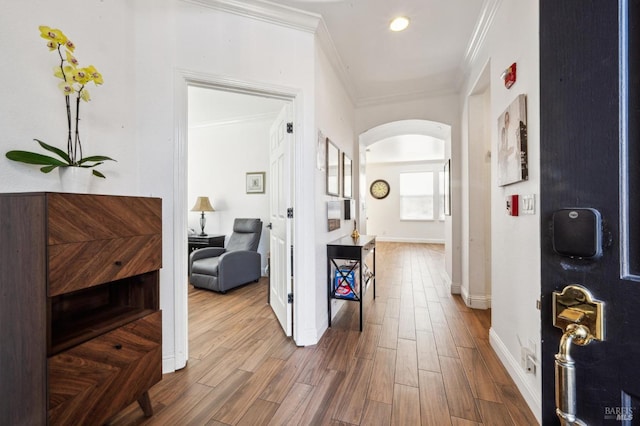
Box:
370, 179, 390, 199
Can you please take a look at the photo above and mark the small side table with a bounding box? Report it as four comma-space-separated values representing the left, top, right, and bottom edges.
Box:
188, 234, 225, 254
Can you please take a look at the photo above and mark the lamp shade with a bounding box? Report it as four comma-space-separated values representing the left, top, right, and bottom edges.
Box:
191, 196, 215, 212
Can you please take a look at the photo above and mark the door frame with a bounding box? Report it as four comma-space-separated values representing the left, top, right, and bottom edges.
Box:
173, 69, 301, 370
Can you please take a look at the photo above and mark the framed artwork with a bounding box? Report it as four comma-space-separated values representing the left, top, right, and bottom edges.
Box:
326, 139, 340, 196
497, 94, 528, 186
444, 159, 451, 216
246, 172, 265, 194
327, 200, 341, 231
342, 153, 352, 198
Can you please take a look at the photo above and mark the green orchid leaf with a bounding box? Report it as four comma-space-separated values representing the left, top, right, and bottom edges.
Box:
79, 155, 116, 164
92, 169, 106, 178
40, 165, 59, 173
6, 150, 69, 166
34, 139, 71, 163
79, 162, 104, 169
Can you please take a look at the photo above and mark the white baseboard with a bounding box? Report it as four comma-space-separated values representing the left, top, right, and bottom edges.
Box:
163, 355, 176, 374
489, 328, 542, 424
449, 280, 461, 294
375, 237, 444, 244
460, 285, 491, 309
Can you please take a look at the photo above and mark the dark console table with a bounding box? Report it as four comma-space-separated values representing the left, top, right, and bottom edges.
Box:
188, 234, 225, 254
327, 235, 376, 331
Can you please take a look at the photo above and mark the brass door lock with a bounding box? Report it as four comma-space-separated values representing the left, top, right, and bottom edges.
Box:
552, 284, 605, 425
553, 284, 605, 344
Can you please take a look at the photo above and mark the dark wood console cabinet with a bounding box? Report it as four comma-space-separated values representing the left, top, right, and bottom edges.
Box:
327, 235, 376, 331
188, 234, 225, 254
0, 193, 163, 425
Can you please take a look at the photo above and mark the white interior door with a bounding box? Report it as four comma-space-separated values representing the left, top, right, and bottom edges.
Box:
269, 104, 293, 336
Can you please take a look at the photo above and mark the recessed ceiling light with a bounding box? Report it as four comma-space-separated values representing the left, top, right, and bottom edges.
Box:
390, 16, 410, 32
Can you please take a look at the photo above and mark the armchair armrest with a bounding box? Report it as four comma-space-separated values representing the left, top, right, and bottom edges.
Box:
217, 250, 261, 291
190, 247, 226, 263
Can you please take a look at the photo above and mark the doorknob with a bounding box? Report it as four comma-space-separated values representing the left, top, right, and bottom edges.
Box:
552, 285, 605, 425
267, 223, 273, 229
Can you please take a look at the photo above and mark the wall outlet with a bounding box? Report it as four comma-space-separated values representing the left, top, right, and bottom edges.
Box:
525, 353, 537, 375
520, 347, 537, 375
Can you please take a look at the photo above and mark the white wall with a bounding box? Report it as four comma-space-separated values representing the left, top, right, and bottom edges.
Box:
366, 161, 445, 243
0, 0, 321, 372
132, 0, 319, 362
460, 0, 541, 420
356, 94, 462, 290
314, 41, 357, 330
460, 87, 492, 309
188, 119, 275, 274
0, 1, 135, 194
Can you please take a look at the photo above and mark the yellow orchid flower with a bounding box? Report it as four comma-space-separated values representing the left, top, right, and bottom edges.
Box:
53, 65, 74, 80
65, 50, 79, 67
85, 65, 103, 85
5, 26, 115, 177
80, 88, 91, 102
58, 80, 75, 96
39, 26, 67, 45
64, 40, 75, 52
72, 69, 90, 85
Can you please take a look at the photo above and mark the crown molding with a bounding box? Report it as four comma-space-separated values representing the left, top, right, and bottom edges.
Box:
355, 85, 459, 108
460, 0, 502, 76
181, 0, 321, 33
315, 19, 357, 106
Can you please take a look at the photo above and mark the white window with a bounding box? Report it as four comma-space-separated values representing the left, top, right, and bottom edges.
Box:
400, 172, 434, 220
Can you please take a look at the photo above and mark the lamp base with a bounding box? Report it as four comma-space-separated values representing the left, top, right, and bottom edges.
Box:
199, 212, 207, 236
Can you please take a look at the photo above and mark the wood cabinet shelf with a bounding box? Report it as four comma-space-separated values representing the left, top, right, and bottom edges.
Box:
0, 193, 163, 425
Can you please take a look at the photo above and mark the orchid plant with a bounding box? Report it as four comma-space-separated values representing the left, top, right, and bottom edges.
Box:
6, 26, 115, 178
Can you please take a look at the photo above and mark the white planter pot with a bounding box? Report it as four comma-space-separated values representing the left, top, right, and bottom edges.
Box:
59, 167, 93, 194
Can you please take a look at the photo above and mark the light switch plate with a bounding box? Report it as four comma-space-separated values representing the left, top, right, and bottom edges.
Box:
521, 194, 535, 215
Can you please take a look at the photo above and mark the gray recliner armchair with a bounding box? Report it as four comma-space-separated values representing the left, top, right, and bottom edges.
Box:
189, 218, 263, 293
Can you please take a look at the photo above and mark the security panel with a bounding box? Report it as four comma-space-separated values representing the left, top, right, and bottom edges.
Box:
552, 208, 602, 259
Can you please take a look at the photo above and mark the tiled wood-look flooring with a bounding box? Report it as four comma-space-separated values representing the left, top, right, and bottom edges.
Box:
110, 242, 538, 425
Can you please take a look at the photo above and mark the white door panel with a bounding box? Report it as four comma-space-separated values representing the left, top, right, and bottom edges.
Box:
269, 104, 292, 336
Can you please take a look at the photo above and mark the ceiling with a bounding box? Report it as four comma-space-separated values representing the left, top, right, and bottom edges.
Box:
189, 0, 484, 162
270, 0, 486, 104
366, 134, 445, 164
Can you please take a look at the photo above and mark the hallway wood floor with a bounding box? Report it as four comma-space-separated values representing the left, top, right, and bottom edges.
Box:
110, 242, 538, 425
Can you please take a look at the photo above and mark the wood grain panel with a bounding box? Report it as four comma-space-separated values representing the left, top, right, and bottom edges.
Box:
47, 193, 162, 244
416, 331, 440, 372
212, 357, 285, 425
457, 347, 502, 402
440, 356, 481, 422
48, 235, 162, 296
367, 347, 396, 404
48, 312, 162, 425
0, 194, 48, 424
266, 382, 314, 425
333, 357, 374, 424
395, 339, 419, 387
360, 400, 392, 426
418, 370, 452, 426
476, 399, 514, 425
391, 384, 420, 425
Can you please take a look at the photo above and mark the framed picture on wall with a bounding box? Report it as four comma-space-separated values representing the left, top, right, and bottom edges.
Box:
326, 139, 340, 196
343, 153, 352, 199
497, 94, 528, 186
246, 172, 265, 194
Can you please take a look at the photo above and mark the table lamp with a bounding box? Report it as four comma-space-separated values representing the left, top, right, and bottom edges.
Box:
191, 196, 215, 236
